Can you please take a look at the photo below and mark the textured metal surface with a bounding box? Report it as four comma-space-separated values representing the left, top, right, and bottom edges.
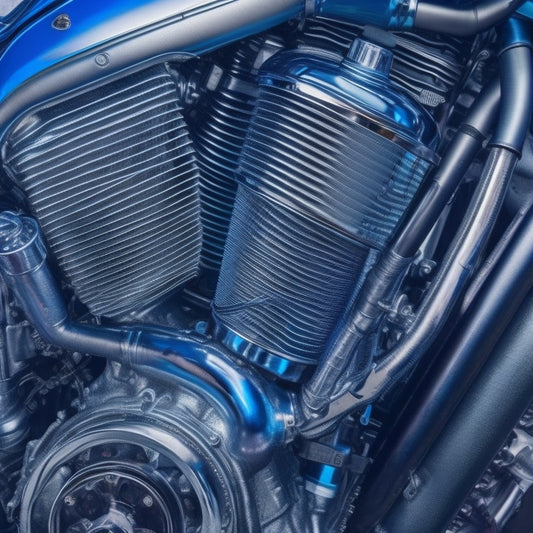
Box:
192, 38, 269, 276
14, 365, 302, 533
214, 46, 434, 374
195, 84, 253, 273
3, 65, 202, 317
0, 0, 304, 133
214, 186, 371, 368
298, 18, 469, 108
0, 211, 294, 468
237, 82, 432, 247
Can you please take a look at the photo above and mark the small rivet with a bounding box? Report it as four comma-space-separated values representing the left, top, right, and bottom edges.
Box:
95, 53, 110, 67
142, 495, 153, 507
209, 434, 221, 447
52, 14, 71, 31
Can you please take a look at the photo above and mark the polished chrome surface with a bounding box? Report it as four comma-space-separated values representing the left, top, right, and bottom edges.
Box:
0, 3, 532, 533
0, 213, 294, 468
258, 45, 439, 160
213, 42, 436, 377
15, 364, 301, 532
4, 65, 202, 317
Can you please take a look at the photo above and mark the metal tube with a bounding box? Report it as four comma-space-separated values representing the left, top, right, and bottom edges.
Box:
352, 21, 533, 400
354, 147, 518, 398
380, 288, 533, 532
414, 0, 527, 36
353, 202, 533, 533
393, 78, 500, 258
0, 212, 291, 469
313, 0, 527, 34
300, 20, 533, 429
301, 74, 500, 417
491, 19, 533, 153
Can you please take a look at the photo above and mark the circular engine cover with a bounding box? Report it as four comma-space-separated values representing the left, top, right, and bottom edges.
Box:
11, 362, 296, 533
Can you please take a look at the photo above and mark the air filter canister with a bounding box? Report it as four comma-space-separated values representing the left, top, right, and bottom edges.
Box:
213, 40, 438, 382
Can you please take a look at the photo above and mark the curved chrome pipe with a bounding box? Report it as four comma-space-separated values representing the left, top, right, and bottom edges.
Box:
414, 0, 527, 36
0, 213, 294, 469
312, 0, 527, 34
300, 20, 533, 434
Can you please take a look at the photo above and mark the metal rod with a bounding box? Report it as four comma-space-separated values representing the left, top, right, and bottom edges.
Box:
353, 202, 533, 532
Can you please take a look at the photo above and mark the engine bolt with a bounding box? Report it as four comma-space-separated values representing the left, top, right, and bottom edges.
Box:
142, 495, 153, 507
208, 434, 220, 447
64, 494, 76, 506
95, 53, 110, 67
52, 14, 71, 31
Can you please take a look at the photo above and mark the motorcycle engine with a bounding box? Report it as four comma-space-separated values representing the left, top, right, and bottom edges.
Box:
0, 2, 532, 532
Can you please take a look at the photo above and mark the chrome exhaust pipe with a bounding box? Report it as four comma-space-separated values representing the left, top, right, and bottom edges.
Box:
0, 212, 294, 469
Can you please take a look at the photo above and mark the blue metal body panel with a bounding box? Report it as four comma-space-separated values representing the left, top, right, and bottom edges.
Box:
0, 0, 230, 103
0, 0, 303, 139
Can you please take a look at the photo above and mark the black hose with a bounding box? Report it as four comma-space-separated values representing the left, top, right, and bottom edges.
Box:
414, 0, 527, 36
492, 18, 533, 153
301, 76, 500, 416
353, 202, 533, 533
351, 19, 533, 529
394, 78, 500, 258
380, 288, 533, 532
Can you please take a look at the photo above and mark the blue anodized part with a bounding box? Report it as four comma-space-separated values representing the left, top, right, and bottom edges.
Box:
0, 0, 56, 43
304, 443, 351, 499
314, 0, 417, 29
0, 0, 305, 139
212, 315, 310, 382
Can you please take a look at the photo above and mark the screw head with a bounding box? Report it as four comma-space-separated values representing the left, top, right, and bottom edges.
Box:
52, 14, 71, 31
95, 53, 110, 67
208, 434, 221, 447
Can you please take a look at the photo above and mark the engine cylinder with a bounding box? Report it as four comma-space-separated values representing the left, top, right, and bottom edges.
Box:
192, 36, 284, 290
2, 65, 202, 318
213, 40, 438, 381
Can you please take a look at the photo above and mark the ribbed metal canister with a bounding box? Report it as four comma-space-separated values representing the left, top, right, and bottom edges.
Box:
213, 40, 439, 381
3, 65, 202, 317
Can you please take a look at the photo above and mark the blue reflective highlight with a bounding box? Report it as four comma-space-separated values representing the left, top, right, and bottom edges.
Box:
315, 0, 416, 29
212, 316, 310, 382
134, 330, 283, 436
360, 404, 372, 426
0, 0, 304, 138
304, 443, 351, 497
0, 0, 56, 43
0, 0, 196, 103
316, 465, 337, 487
500, 16, 533, 50
260, 44, 439, 157
518, 1, 533, 20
